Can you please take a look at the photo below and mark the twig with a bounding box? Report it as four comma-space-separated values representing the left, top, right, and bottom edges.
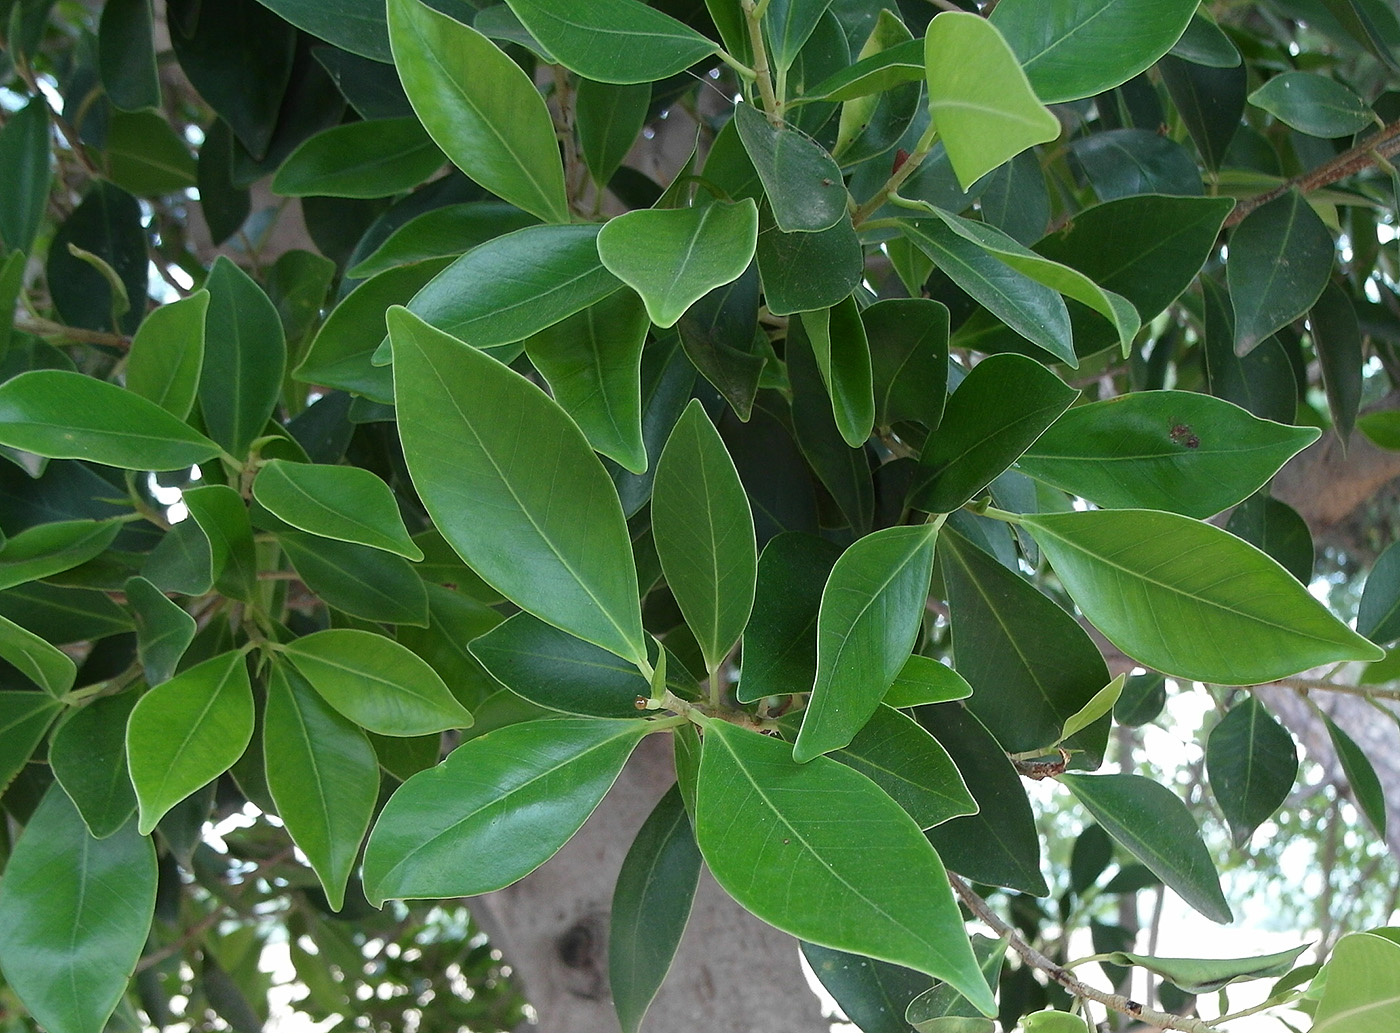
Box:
1251, 677, 1400, 703
949, 873, 1225, 1033
740, 0, 782, 125
12, 315, 132, 348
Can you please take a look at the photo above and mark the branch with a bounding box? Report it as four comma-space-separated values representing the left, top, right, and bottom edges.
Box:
1223, 117, 1400, 227
12, 315, 132, 349
949, 874, 1224, 1033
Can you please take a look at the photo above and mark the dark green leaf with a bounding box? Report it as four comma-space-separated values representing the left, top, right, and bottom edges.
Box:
278, 531, 429, 626
1229, 191, 1335, 355
577, 79, 650, 186
101, 111, 198, 196
141, 518, 215, 596
1114, 672, 1167, 727
765, 0, 836, 71
755, 203, 865, 315
254, 459, 422, 559
200, 256, 287, 459
0, 582, 133, 644
1249, 72, 1375, 137
254, 0, 392, 62
803, 941, 930, 1033
905, 934, 1008, 1030
49, 691, 138, 838
804, 36, 924, 102
0, 611, 76, 696
1071, 129, 1203, 201
737, 532, 842, 704
46, 181, 147, 335
1323, 715, 1387, 836
1070, 824, 1113, 894
347, 202, 538, 279
835, 704, 975, 830
865, 298, 949, 431
1360, 540, 1400, 644
1159, 55, 1246, 172
734, 102, 846, 233
0, 518, 122, 592
125, 576, 196, 686
1206, 696, 1298, 848
1202, 276, 1298, 425
503, 0, 717, 83
272, 117, 445, 198
182, 483, 257, 603
1310, 283, 1363, 447
1169, 13, 1241, 67
978, 150, 1050, 244
0, 691, 60, 794
0, 98, 52, 254
676, 261, 765, 421
801, 296, 875, 448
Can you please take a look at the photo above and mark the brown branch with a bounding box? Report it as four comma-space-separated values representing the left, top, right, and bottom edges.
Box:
12, 315, 132, 349
949, 873, 1224, 1033
1224, 117, 1400, 227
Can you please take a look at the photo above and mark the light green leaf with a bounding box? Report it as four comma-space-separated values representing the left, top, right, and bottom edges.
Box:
1022, 509, 1383, 684
0, 518, 122, 592
696, 721, 995, 1014
0, 370, 222, 469
795, 523, 937, 763
49, 692, 139, 838
1103, 943, 1309, 994
0, 611, 76, 696
254, 459, 422, 559
126, 648, 254, 834
280, 628, 472, 736
1060, 773, 1231, 923
1311, 931, 1400, 1033
390, 307, 646, 666
388, 0, 569, 223
125, 290, 208, 420
363, 716, 648, 903
503, 0, 717, 84
924, 12, 1060, 191
1206, 695, 1298, 848
1249, 72, 1376, 138
1228, 190, 1335, 356
1059, 674, 1124, 744
200, 255, 286, 459
884, 655, 972, 709
1323, 715, 1387, 837
272, 117, 445, 198
597, 200, 758, 329
347, 202, 539, 280
990, 0, 1199, 104
733, 102, 846, 234
653, 399, 757, 671
801, 297, 874, 448
265, 662, 379, 911
0, 786, 156, 1033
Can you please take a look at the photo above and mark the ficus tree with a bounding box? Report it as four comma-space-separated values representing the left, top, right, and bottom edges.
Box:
2, 0, 1400, 1031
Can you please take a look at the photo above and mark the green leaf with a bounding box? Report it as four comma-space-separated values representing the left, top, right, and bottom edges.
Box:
1206, 695, 1299, 848
277, 531, 430, 626
1360, 540, 1400, 644
125, 575, 197, 687
801, 297, 875, 448
865, 298, 949, 432
388, 0, 569, 223
1323, 715, 1387, 836
0, 611, 77, 696
884, 655, 972, 709
805, 36, 924, 102
1249, 72, 1375, 137
125, 290, 208, 420
610, 784, 702, 1033
272, 117, 445, 198
0, 370, 222, 470
0, 518, 122, 592
182, 483, 258, 603
909, 354, 1077, 514
525, 289, 650, 473
652, 400, 757, 670
390, 307, 647, 665
1023, 1013, 1090, 1033
733, 103, 846, 234
347, 202, 539, 280
939, 527, 1110, 761
924, 12, 1060, 191
1311, 931, 1400, 1033
1104, 943, 1310, 994
0, 786, 156, 1033
1071, 128, 1203, 201
765, 0, 836, 71
49, 692, 139, 838
795, 524, 936, 762
1160, 55, 1247, 172
696, 720, 995, 1013
142, 517, 215, 596
597, 200, 759, 329
737, 532, 842, 704
0, 98, 52, 254
990, 0, 1198, 104
577, 79, 651, 186
1022, 509, 1383, 683
906, 935, 1008, 1030
1228, 190, 1335, 356
363, 716, 648, 903
676, 261, 765, 421
101, 111, 198, 196
200, 255, 287, 459
1169, 12, 1241, 67
280, 628, 472, 736
126, 648, 254, 834
1059, 674, 1124, 745
1059, 773, 1232, 923
254, 0, 392, 61
503, 0, 717, 83
254, 459, 422, 559
834, 705, 975, 830
0, 691, 60, 794
397, 583, 505, 710
1311, 282, 1364, 448
47, 181, 146, 335
1359, 411, 1400, 452
264, 662, 379, 911
803, 942, 930, 1033
1017, 391, 1319, 519
755, 202, 865, 316
408, 224, 623, 355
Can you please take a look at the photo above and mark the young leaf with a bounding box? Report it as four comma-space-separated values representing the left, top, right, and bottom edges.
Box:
800, 297, 875, 448
1228, 190, 1334, 356
1101, 943, 1309, 994
272, 117, 445, 198
363, 716, 649, 903
389, 307, 647, 666
696, 721, 995, 1013
503, 0, 717, 84
795, 523, 937, 763
126, 648, 255, 834
1058, 674, 1125, 745
610, 784, 702, 1033
1059, 773, 1232, 923
125, 289, 209, 420
1323, 715, 1387, 837
49, 691, 139, 838
652, 399, 757, 671
597, 200, 759, 329
388, 0, 569, 223
1022, 509, 1384, 684
884, 655, 973, 708
280, 628, 473, 736
805, 37, 925, 102
253, 459, 422, 559
1206, 696, 1298, 848
834, 705, 976, 830
265, 663, 379, 911
923, 12, 1060, 191
732, 102, 846, 234
1311, 931, 1400, 1033
0, 786, 156, 1033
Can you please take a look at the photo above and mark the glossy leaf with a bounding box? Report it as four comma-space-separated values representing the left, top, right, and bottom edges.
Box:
803, 942, 930, 1033
1249, 72, 1375, 138
884, 655, 972, 709
126, 648, 254, 834
0, 370, 222, 470
254, 459, 422, 559
1207, 696, 1298, 848
363, 716, 648, 903
1228, 190, 1334, 356
905, 935, 1008, 1030
990, 0, 1199, 104
1022, 509, 1383, 684
503, 0, 717, 83
1104, 943, 1309, 994
0, 786, 156, 1033
182, 483, 257, 603
348, 202, 538, 279
0, 611, 77, 697
801, 297, 875, 448
277, 532, 429, 626
755, 202, 865, 315
388, 0, 569, 223
923, 13, 1060, 190
265, 662, 379, 911
390, 307, 646, 665
254, 0, 392, 61
610, 784, 702, 1033
126, 575, 197, 687
0, 692, 60, 793
865, 298, 949, 432
200, 255, 286, 459
1059, 674, 1123, 744
676, 261, 765, 421
738, 532, 842, 704
125, 290, 208, 421
1017, 391, 1318, 519
280, 628, 472, 736
733, 102, 846, 234
49, 691, 139, 838
806, 36, 924, 102
1160, 54, 1246, 172
272, 117, 445, 198
1324, 715, 1387, 836
909, 354, 1077, 514
1060, 773, 1231, 923
1311, 931, 1400, 1033
0, 518, 121, 592
795, 523, 937, 763
696, 720, 996, 1013
597, 200, 758, 329
834, 704, 975, 829
765, 0, 836, 71
1311, 282, 1364, 448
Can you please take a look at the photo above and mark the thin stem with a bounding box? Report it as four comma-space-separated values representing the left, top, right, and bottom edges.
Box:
12, 315, 132, 348
851, 119, 940, 227
741, 0, 782, 125
1250, 677, 1400, 703
949, 874, 1225, 1033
